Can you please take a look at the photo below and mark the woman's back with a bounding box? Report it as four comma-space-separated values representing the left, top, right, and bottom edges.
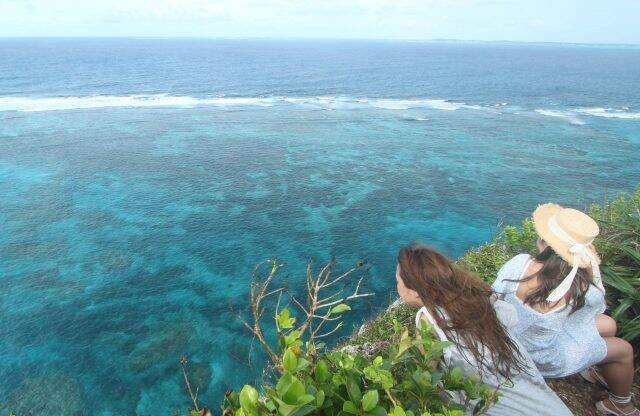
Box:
415, 299, 573, 416
493, 253, 607, 377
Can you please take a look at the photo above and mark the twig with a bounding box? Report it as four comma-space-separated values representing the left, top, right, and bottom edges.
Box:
180, 355, 200, 412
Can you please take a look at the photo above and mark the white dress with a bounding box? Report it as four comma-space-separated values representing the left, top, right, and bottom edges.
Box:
492, 253, 607, 378
415, 299, 573, 416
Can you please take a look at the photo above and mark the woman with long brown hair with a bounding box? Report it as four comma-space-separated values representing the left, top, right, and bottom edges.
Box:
493, 204, 637, 415
396, 243, 571, 416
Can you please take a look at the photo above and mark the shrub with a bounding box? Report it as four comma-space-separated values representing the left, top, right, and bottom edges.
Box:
457, 219, 537, 284
590, 187, 640, 347
183, 260, 499, 415
221, 311, 498, 416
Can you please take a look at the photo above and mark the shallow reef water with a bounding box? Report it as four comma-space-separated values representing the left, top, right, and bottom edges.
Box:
0, 39, 639, 414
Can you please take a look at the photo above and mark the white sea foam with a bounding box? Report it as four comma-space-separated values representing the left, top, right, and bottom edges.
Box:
575, 107, 640, 119
3, 95, 636, 122
0, 94, 277, 112
0, 94, 483, 113
535, 109, 585, 125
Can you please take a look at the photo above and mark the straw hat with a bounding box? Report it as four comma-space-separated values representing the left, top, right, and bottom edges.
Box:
532, 203, 600, 268
532, 203, 602, 302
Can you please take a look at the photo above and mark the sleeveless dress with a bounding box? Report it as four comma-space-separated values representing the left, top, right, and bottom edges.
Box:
415, 300, 572, 416
492, 253, 607, 378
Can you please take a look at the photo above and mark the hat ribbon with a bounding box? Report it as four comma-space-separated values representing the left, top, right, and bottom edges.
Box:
545, 215, 602, 303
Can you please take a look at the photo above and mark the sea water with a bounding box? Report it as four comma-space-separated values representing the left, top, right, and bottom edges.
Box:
0, 39, 639, 415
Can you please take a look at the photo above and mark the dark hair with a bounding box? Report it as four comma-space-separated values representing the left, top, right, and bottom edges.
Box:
517, 246, 595, 313
397, 243, 527, 381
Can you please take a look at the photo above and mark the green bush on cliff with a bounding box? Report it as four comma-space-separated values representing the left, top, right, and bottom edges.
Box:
182, 260, 498, 415
456, 219, 537, 284
221, 310, 498, 416
590, 187, 640, 346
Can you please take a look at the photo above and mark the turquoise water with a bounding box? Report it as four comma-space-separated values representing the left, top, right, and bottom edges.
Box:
0, 39, 639, 414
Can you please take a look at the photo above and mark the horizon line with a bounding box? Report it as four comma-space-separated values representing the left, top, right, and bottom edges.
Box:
0, 36, 639, 47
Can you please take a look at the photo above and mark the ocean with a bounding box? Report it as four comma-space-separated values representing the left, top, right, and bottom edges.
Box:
0, 38, 639, 415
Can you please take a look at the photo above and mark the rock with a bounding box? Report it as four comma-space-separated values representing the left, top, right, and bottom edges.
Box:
387, 298, 405, 311
340, 341, 390, 359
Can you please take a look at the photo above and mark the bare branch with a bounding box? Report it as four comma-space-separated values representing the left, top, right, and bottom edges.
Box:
317, 291, 341, 305
315, 323, 344, 339
180, 355, 200, 412
289, 294, 310, 316
312, 314, 341, 321
236, 257, 371, 364
322, 265, 360, 288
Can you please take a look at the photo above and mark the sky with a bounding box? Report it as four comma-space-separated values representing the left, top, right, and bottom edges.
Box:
0, 0, 639, 44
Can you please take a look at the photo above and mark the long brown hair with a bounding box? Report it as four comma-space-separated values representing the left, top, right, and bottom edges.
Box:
517, 246, 594, 313
397, 243, 527, 380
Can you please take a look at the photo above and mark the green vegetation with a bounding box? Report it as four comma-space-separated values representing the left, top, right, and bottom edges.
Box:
221, 312, 497, 416
183, 259, 498, 415
590, 187, 640, 347
456, 218, 537, 285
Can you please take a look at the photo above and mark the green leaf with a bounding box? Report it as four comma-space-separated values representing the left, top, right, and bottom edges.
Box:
275, 374, 307, 405
343, 401, 359, 414
297, 394, 316, 405
295, 357, 310, 372
284, 330, 302, 348
361, 390, 379, 412
278, 308, 296, 329
283, 349, 298, 372
450, 367, 464, 383
368, 406, 387, 416
274, 400, 298, 416
315, 389, 325, 406
329, 303, 351, 315
291, 405, 316, 416
265, 400, 277, 411
392, 405, 406, 416
239, 385, 259, 415
346, 379, 362, 404
315, 360, 329, 382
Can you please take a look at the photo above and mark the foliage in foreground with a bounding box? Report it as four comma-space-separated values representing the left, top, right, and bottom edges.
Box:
183, 260, 498, 416
221, 312, 497, 416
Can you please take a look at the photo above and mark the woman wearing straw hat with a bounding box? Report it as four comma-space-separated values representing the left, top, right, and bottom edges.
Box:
492, 204, 637, 416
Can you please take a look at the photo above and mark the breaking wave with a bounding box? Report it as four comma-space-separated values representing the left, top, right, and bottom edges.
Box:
1, 95, 638, 125
575, 107, 640, 119
535, 109, 585, 125
0, 94, 484, 113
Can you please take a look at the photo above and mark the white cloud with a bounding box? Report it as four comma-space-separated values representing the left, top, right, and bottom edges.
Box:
0, 0, 638, 43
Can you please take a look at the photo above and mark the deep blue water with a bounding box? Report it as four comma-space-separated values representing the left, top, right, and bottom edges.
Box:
0, 39, 639, 415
